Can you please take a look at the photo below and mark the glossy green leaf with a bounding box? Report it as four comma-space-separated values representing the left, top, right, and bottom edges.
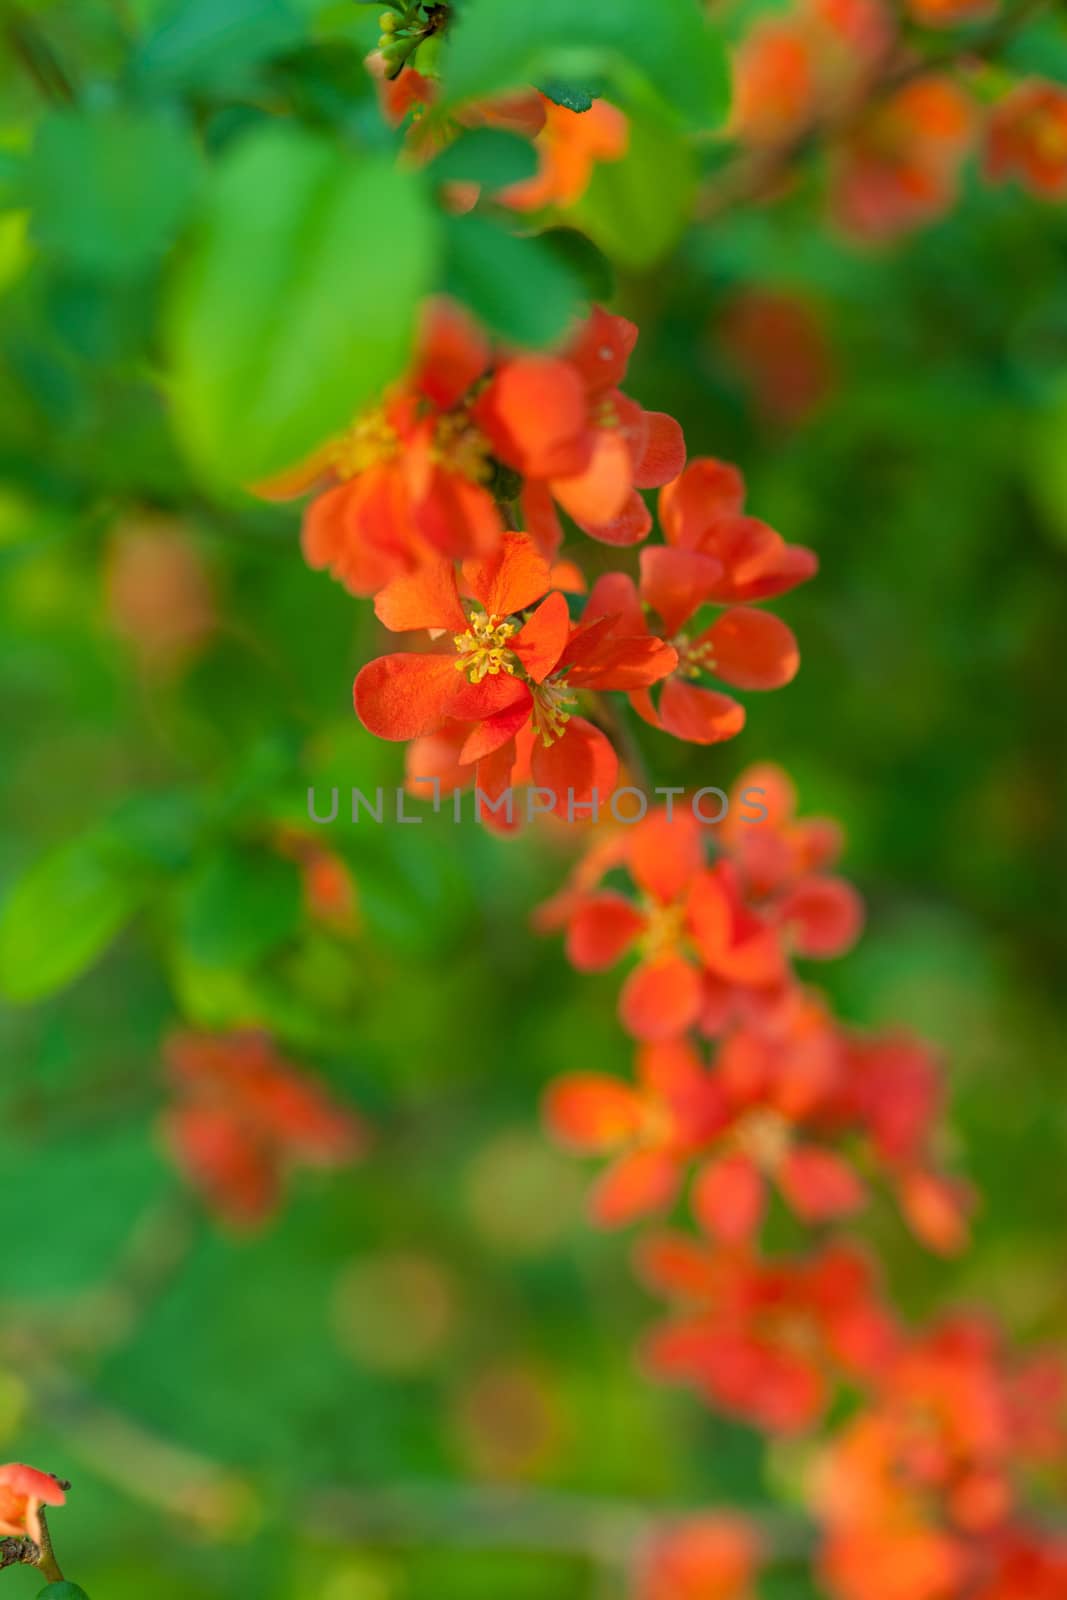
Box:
442, 213, 584, 347
430, 128, 538, 190
442, 0, 729, 130
27, 107, 200, 278
0, 835, 143, 1003
167, 125, 436, 483
571, 107, 697, 268
37, 1584, 92, 1599
133, 0, 307, 90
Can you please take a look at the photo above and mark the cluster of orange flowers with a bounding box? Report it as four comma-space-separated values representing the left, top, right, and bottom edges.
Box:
731, 0, 1067, 240
537, 776, 1067, 1598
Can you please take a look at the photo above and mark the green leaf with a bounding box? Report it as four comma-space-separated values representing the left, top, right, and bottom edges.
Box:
538, 81, 599, 113
26, 107, 200, 279
178, 846, 303, 968
37, 1584, 92, 1599
442, 213, 584, 346
539, 227, 615, 302
166, 125, 436, 483
570, 107, 696, 268
442, 0, 729, 131
0, 835, 143, 1003
430, 128, 538, 190
133, 0, 307, 90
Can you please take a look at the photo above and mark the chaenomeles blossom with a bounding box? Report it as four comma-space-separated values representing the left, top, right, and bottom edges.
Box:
832, 1029, 973, 1254
717, 763, 864, 961
984, 80, 1067, 199
688, 1017, 865, 1245
636, 1233, 897, 1433
830, 76, 977, 241
475, 305, 686, 547
651, 458, 818, 746
634, 1514, 761, 1600
161, 1030, 365, 1229
543, 1036, 725, 1227
543, 808, 787, 1041
353, 534, 677, 816
373, 63, 628, 215
501, 95, 629, 211
718, 288, 836, 426
256, 303, 685, 595
0, 1462, 67, 1546
811, 1315, 1067, 1600
731, 0, 892, 148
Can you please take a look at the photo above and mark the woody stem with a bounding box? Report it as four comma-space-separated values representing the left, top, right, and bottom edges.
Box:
35, 1509, 64, 1582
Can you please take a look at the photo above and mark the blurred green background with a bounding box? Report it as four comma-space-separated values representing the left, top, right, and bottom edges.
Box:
2, 1, 1066, 1596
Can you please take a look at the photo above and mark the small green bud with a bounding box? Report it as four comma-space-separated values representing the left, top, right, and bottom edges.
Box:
380, 10, 398, 28
37, 1585, 92, 1600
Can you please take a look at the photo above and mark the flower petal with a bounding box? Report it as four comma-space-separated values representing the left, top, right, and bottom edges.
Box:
590, 1149, 679, 1227
779, 875, 865, 959
639, 547, 723, 635
658, 678, 746, 745
779, 1147, 865, 1222
565, 892, 646, 970
374, 555, 467, 633
477, 356, 589, 477
692, 1154, 765, 1244
620, 955, 703, 1041
463, 532, 551, 618
530, 717, 618, 815
704, 607, 799, 690
512, 591, 571, 683
543, 1073, 644, 1151
628, 808, 706, 904
632, 409, 687, 488
354, 653, 461, 740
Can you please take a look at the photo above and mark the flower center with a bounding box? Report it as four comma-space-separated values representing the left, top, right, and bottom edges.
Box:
433, 411, 493, 483
531, 676, 577, 746
453, 611, 518, 683
640, 898, 687, 959
331, 406, 399, 478
735, 1109, 791, 1172
674, 632, 716, 680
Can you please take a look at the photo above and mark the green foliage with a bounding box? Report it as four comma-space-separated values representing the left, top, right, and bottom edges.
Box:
132, 0, 308, 91
430, 127, 538, 188
177, 846, 303, 969
166, 125, 437, 482
570, 105, 697, 268
38, 1584, 92, 1599
26, 106, 201, 279
0, 832, 143, 1004
442, 0, 730, 129
442, 211, 584, 345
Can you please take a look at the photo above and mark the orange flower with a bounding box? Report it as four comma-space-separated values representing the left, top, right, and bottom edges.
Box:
0, 1463, 67, 1546
719, 288, 836, 425
985, 80, 1067, 199
503, 96, 628, 211
544, 1037, 725, 1226
831, 77, 976, 241
583, 542, 807, 747
477, 307, 686, 548
354, 534, 676, 815
732, 0, 891, 146
162, 1030, 364, 1229
637, 1235, 896, 1433
636, 1515, 760, 1600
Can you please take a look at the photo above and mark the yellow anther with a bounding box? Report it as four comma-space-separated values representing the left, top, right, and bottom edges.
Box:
674, 632, 716, 680
432, 411, 492, 483
735, 1110, 791, 1173
640, 899, 687, 959
531, 677, 577, 746
453, 611, 518, 683
331, 407, 399, 478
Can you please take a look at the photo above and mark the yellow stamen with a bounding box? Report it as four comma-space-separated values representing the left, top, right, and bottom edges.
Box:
640, 899, 687, 960
674, 632, 716, 680
331, 407, 399, 478
531, 677, 577, 746
453, 611, 518, 683
735, 1110, 791, 1173
432, 411, 492, 483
